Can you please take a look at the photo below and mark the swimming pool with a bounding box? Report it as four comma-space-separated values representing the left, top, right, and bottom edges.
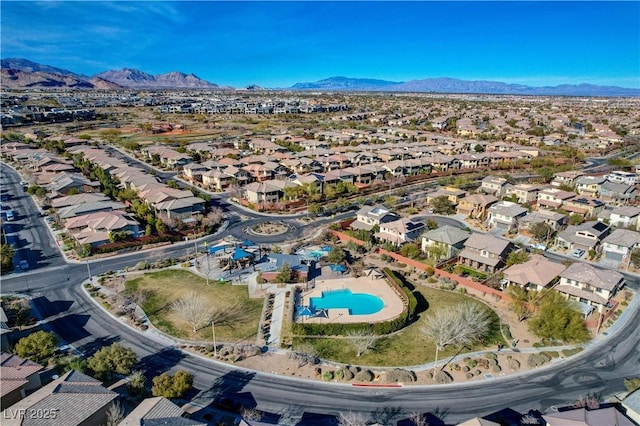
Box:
309, 289, 383, 315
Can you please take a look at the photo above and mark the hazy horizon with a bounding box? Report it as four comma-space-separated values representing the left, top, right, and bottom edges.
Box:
2, 1, 639, 89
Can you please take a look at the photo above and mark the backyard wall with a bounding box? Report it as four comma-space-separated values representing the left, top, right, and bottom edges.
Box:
330, 230, 510, 301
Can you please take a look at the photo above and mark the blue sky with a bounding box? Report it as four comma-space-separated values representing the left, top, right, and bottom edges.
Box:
2, 1, 639, 88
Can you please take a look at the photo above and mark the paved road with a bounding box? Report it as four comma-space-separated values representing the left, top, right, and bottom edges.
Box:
2, 158, 640, 423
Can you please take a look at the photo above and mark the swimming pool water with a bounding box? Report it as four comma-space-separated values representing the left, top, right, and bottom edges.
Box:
309, 289, 383, 315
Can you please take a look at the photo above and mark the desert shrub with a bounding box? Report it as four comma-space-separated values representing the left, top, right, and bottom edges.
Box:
462, 366, 470, 373
341, 368, 354, 380
540, 352, 552, 363
334, 369, 344, 380
427, 277, 438, 284
355, 370, 374, 382
465, 372, 474, 379
322, 371, 334, 381
543, 351, 559, 359
386, 369, 416, 383
492, 365, 502, 373
475, 370, 482, 376
467, 359, 477, 368
562, 347, 584, 357
508, 359, 521, 371
527, 354, 547, 368
488, 359, 498, 367
486, 352, 497, 360
435, 371, 453, 384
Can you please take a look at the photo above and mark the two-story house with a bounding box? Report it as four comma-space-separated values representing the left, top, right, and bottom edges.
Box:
457, 193, 499, 220
505, 183, 542, 204
551, 171, 584, 188
486, 201, 529, 232
575, 175, 606, 197
602, 206, 640, 230
376, 218, 426, 246
602, 228, 640, 263
605, 170, 638, 186
599, 181, 637, 205
350, 204, 400, 231
421, 225, 471, 261
458, 233, 516, 273
562, 196, 606, 219
557, 262, 624, 313
480, 176, 510, 197
536, 188, 576, 209
519, 209, 567, 232
426, 186, 468, 206
555, 221, 611, 252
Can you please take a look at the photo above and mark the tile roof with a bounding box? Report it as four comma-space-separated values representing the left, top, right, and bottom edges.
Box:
423, 225, 471, 246
503, 255, 567, 287
560, 262, 624, 291
542, 407, 635, 426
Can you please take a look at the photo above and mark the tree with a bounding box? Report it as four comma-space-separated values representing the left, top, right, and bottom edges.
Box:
338, 411, 369, 426
530, 222, 554, 243
276, 263, 295, 283
127, 370, 147, 397
1, 244, 15, 273
528, 290, 590, 343
87, 342, 138, 380
327, 247, 347, 264
425, 218, 438, 230
506, 286, 539, 322
151, 370, 194, 398
424, 242, 448, 261
346, 329, 378, 357
14, 331, 58, 362
105, 401, 125, 426
568, 214, 584, 226
630, 248, 640, 268
422, 302, 493, 375
399, 243, 421, 259
506, 251, 530, 267
624, 377, 640, 393
409, 412, 428, 426
429, 196, 454, 215
173, 291, 211, 333
55, 355, 88, 374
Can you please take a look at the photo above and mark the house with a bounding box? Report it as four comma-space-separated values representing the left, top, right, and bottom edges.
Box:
350, 205, 400, 231
376, 217, 425, 245
605, 170, 638, 185
556, 221, 611, 252
519, 209, 567, 232
120, 396, 205, 426
46, 173, 100, 196
551, 170, 584, 188
201, 169, 234, 192
426, 186, 468, 206
557, 262, 624, 313
57, 201, 127, 219
542, 407, 635, 426
0, 353, 44, 409
486, 201, 528, 232
456, 193, 499, 220
143, 146, 192, 168
421, 225, 471, 260
575, 175, 606, 197
154, 196, 206, 220
50, 193, 111, 209
602, 228, 640, 263
536, 188, 576, 209
182, 163, 209, 183
243, 180, 297, 205
458, 233, 516, 273
599, 180, 637, 205
502, 254, 567, 291
480, 176, 510, 197
505, 183, 541, 204
1, 370, 118, 426
562, 196, 606, 219
65, 210, 141, 247
431, 116, 450, 130
605, 206, 640, 230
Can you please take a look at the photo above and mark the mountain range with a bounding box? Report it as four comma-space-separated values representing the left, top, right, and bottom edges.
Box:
1, 58, 638, 96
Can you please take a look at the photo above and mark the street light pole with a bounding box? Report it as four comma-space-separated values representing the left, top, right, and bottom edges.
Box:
86, 260, 92, 283
211, 320, 217, 357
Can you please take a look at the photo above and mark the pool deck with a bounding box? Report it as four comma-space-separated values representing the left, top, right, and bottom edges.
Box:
299, 274, 405, 324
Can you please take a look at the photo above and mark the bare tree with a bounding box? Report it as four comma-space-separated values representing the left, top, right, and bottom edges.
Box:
338, 411, 369, 426
202, 207, 224, 229
241, 407, 263, 422
421, 302, 493, 376
105, 401, 125, 426
409, 412, 429, 426
287, 343, 319, 367
573, 393, 600, 410
173, 291, 211, 332
346, 329, 378, 357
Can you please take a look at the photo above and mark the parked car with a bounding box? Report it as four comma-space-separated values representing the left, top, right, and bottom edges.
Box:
572, 248, 585, 258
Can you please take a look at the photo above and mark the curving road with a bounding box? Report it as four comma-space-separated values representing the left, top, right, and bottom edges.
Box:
2, 163, 640, 424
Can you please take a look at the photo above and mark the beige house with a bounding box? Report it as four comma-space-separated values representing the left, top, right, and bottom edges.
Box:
0, 353, 43, 409
502, 255, 567, 291
457, 193, 499, 220
458, 233, 516, 273
557, 262, 624, 313
505, 183, 542, 203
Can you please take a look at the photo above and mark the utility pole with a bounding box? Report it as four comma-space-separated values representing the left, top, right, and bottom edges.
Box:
86, 260, 92, 283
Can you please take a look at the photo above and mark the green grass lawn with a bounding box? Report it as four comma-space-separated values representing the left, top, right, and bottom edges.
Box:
124, 270, 263, 343
293, 286, 504, 367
